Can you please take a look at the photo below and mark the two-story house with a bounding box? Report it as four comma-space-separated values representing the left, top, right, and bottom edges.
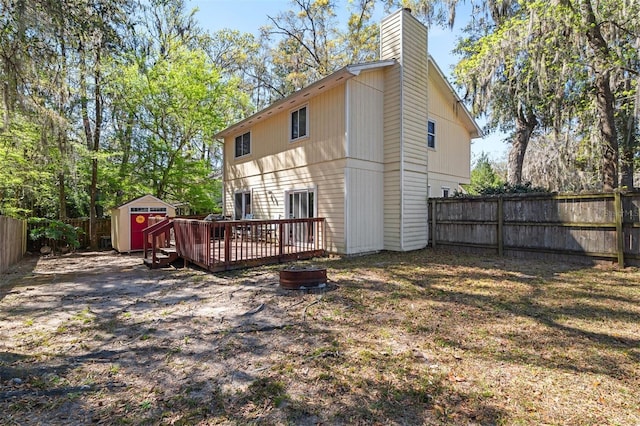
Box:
215, 8, 481, 255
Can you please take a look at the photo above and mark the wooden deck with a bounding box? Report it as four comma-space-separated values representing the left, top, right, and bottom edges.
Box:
171, 218, 326, 271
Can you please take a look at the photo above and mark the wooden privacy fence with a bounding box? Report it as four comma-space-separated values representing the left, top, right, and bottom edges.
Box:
0, 216, 27, 274
63, 218, 111, 248
173, 218, 326, 271
429, 192, 640, 267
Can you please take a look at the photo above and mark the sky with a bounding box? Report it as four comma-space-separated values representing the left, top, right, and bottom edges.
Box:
188, 0, 508, 162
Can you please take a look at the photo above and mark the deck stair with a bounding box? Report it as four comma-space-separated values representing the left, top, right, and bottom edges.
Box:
143, 246, 179, 268
142, 218, 179, 269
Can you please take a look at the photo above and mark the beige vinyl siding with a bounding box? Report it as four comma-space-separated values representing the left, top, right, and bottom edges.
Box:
401, 13, 429, 250
383, 170, 401, 249
429, 174, 463, 196
225, 85, 346, 178
380, 12, 402, 62
225, 160, 346, 253
345, 70, 386, 253
382, 62, 402, 250
380, 12, 404, 251
348, 70, 385, 163
345, 166, 384, 253
223, 85, 348, 253
427, 73, 472, 183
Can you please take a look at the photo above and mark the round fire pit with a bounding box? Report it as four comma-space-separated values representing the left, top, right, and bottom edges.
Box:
279, 266, 327, 290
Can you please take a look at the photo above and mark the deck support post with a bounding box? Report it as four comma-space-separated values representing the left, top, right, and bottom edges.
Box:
224, 223, 231, 270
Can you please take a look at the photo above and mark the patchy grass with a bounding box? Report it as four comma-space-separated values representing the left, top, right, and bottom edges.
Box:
0, 250, 638, 425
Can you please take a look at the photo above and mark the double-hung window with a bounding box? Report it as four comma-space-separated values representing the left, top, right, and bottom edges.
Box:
234, 132, 251, 158
290, 105, 308, 141
427, 120, 436, 149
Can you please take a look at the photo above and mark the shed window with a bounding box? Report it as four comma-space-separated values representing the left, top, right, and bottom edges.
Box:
428, 120, 436, 149
290, 106, 308, 141
235, 132, 251, 158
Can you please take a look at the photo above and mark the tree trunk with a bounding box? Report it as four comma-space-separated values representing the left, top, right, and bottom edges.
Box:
89, 47, 102, 250
620, 81, 636, 190
58, 172, 67, 220
595, 71, 618, 191
582, 0, 618, 191
508, 107, 537, 185
620, 144, 635, 190
80, 41, 102, 250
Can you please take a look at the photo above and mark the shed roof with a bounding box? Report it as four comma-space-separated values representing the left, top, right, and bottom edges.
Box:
114, 194, 175, 210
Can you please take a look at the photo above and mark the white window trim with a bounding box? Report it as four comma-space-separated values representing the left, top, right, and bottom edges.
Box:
289, 104, 309, 143
442, 186, 450, 198
427, 119, 436, 150
284, 186, 317, 219
234, 131, 251, 159
233, 189, 253, 220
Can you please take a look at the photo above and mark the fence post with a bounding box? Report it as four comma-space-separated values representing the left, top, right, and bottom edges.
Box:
614, 191, 624, 268
22, 219, 27, 255
431, 199, 437, 248
497, 196, 504, 256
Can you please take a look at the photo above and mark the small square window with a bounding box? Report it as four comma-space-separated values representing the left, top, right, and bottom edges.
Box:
427, 120, 436, 149
234, 132, 251, 158
442, 187, 450, 198
291, 106, 308, 141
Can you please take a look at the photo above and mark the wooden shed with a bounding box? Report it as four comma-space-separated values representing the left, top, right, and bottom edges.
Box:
111, 195, 176, 253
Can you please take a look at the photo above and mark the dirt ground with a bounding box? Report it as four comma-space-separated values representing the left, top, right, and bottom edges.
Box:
1, 251, 333, 425
1, 250, 639, 425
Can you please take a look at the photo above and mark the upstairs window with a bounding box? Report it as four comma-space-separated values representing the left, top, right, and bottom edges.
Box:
427, 120, 436, 149
235, 132, 251, 158
290, 106, 308, 141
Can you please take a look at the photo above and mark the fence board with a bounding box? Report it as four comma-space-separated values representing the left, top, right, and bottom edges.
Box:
0, 216, 26, 274
429, 192, 640, 266
63, 218, 111, 248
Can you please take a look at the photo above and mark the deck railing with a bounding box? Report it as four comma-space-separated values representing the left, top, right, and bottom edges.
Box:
142, 217, 173, 264
172, 217, 326, 271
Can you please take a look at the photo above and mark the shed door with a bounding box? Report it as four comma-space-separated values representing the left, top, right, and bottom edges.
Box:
130, 213, 151, 250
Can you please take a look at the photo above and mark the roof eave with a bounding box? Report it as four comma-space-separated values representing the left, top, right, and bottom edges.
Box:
428, 55, 483, 138
214, 59, 397, 140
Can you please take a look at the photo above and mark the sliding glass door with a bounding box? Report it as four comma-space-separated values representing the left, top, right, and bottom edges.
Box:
286, 189, 315, 244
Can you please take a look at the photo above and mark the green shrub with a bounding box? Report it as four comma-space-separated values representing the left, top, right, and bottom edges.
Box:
28, 218, 83, 253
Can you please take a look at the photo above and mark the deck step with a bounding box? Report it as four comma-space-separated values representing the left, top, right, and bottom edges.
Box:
143, 251, 180, 269
160, 247, 177, 255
